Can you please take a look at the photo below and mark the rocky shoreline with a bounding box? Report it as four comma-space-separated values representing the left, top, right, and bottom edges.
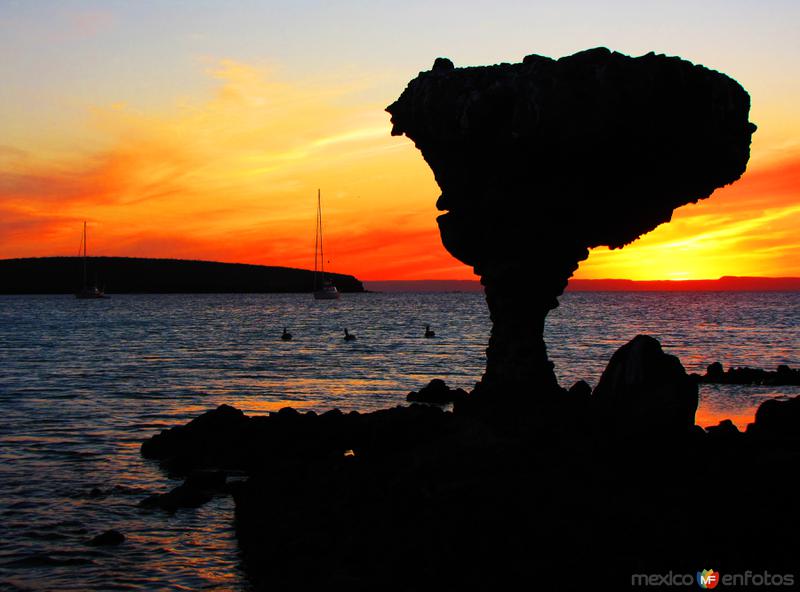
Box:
135, 47, 774, 589
696, 362, 800, 386
139, 335, 799, 590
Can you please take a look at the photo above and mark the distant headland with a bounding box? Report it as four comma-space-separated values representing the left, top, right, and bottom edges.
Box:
0, 257, 365, 294
365, 277, 800, 292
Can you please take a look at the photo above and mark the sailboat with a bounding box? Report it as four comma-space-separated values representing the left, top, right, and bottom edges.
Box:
75, 221, 106, 299
313, 189, 339, 300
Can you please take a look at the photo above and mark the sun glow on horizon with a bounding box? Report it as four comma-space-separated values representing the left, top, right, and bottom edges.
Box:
574, 155, 800, 281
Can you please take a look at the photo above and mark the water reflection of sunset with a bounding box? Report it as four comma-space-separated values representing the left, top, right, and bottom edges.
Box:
226, 398, 323, 414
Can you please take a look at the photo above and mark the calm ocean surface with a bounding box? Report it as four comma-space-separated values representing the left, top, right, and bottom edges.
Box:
0, 292, 798, 590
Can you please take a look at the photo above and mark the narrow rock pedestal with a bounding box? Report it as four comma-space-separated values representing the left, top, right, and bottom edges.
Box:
387, 48, 755, 399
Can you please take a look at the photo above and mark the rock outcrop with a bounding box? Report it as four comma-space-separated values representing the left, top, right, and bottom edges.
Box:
140, 391, 800, 589
387, 48, 755, 396
700, 362, 800, 385
592, 335, 698, 434
747, 394, 800, 440
406, 378, 468, 404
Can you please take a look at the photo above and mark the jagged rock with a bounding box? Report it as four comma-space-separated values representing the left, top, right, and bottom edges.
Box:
706, 361, 724, 380
701, 363, 800, 385
388, 48, 755, 396
142, 393, 800, 589
747, 395, 800, 439
706, 418, 740, 438
592, 335, 698, 434
87, 530, 125, 546
139, 403, 459, 478
407, 379, 468, 404
568, 380, 592, 398
140, 404, 248, 471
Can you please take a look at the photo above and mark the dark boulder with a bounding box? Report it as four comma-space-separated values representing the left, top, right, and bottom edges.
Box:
406, 379, 468, 404
592, 335, 698, 434
568, 380, 592, 399
140, 404, 248, 470
87, 529, 125, 546
706, 361, 724, 380
140, 482, 213, 511
706, 418, 740, 438
747, 395, 800, 439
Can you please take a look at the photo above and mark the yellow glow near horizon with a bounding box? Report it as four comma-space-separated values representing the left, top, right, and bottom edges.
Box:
575, 157, 800, 280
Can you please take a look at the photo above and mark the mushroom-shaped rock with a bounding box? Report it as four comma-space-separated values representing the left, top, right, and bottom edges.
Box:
592, 335, 699, 434
387, 48, 755, 397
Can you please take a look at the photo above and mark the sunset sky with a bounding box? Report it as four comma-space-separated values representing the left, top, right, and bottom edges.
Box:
1, 0, 799, 280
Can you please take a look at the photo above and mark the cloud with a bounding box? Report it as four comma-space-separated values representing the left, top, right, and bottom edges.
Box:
0, 59, 444, 274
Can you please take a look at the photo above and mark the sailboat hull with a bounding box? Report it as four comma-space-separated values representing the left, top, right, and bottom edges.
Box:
313, 289, 340, 300
76, 289, 107, 299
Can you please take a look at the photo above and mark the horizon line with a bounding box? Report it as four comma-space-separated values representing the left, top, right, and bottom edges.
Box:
3, 256, 800, 283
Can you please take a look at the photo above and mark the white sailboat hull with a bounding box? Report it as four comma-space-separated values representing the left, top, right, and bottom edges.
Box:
313, 287, 340, 300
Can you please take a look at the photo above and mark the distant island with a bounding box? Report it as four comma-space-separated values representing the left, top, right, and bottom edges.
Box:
365, 277, 800, 292
0, 257, 365, 294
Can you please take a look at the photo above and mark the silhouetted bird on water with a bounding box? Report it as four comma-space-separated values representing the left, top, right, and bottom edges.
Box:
344, 328, 356, 341
281, 328, 292, 341
424, 325, 435, 338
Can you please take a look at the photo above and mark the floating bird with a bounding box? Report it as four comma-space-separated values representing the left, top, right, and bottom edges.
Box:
424, 324, 436, 338
344, 328, 356, 341
281, 327, 292, 341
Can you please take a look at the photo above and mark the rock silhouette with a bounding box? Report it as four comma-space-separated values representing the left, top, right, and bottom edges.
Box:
86, 529, 125, 547
747, 394, 800, 440
592, 334, 698, 435
140, 389, 800, 589
387, 48, 756, 396
406, 378, 468, 404
699, 362, 800, 385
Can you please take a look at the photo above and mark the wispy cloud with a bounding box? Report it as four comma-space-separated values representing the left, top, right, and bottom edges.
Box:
0, 59, 442, 278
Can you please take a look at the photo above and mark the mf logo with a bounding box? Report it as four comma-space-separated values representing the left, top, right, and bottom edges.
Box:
697, 569, 720, 589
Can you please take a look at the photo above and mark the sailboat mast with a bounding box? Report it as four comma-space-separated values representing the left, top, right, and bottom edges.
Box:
313, 194, 318, 288
313, 190, 322, 291
82, 221, 88, 288
318, 189, 325, 277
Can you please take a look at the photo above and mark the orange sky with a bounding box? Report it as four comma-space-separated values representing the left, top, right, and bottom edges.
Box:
2, 3, 799, 281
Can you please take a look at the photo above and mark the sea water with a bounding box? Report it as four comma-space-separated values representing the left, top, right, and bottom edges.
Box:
0, 292, 797, 590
